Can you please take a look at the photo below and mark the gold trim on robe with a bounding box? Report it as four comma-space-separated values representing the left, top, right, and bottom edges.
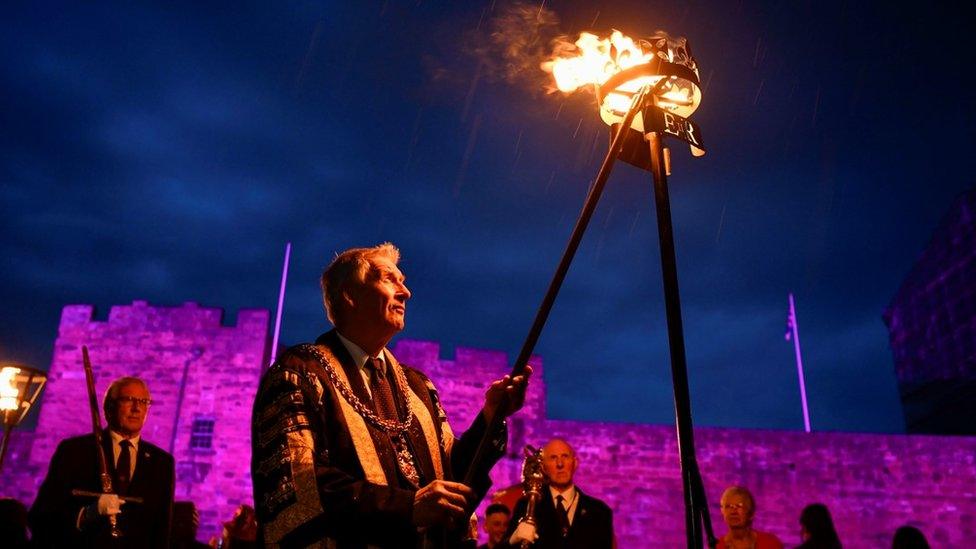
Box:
319, 344, 391, 486
384, 349, 444, 480
314, 344, 445, 485
264, 427, 323, 543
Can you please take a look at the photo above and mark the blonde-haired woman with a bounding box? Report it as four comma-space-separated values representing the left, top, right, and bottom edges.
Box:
716, 486, 783, 549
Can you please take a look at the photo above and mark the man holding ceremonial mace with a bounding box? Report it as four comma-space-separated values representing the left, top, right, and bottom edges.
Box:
251, 243, 530, 548
501, 439, 613, 549
29, 372, 175, 548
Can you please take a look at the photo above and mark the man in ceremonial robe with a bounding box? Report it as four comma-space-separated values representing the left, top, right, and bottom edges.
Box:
29, 376, 175, 548
251, 243, 530, 548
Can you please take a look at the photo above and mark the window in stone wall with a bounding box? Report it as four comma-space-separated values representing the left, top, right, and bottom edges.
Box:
190, 417, 216, 451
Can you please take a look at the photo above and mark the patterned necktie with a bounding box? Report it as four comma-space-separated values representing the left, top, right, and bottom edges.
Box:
366, 357, 421, 487
116, 440, 132, 495
556, 494, 571, 537
367, 357, 399, 420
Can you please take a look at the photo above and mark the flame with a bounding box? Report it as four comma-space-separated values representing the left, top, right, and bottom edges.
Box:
543, 29, 700, 120
545, 31, 653, 93
0, 366, 21, 411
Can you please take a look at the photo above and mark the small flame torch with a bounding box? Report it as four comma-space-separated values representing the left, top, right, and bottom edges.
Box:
0, 363, 46, 472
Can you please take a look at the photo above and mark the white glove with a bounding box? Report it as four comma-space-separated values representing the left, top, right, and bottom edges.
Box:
78, 494, 124, 529
509, 521, 538, 545
95, 494, 124, 516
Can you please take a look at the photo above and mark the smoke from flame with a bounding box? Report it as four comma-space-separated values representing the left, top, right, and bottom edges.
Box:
461, 2, 562, 91
449, 3, 698, 120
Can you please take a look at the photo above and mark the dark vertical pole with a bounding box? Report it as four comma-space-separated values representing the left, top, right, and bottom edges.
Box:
0, 424, 12, 471
461, 90, 649, 487
169, 348, 203, 454
647, 130, 704, 548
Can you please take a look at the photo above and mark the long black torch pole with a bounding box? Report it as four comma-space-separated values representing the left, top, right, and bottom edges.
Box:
462, 90, 648, 486
0, 424, 12, 472
647, 130, 713, 548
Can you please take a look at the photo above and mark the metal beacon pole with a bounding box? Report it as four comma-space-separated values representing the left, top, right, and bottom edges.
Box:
595, 33, 715, 549
466, 29, 716, 548
556, 30, 716, 548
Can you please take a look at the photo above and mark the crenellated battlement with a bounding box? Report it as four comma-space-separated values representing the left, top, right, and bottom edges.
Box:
2, 302, 974, 546
7, 301, 270, 541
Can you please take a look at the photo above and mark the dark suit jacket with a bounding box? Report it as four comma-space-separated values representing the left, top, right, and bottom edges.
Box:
499, 487, 613, 549
251, 330, 507, 548
28, 431, 175, 548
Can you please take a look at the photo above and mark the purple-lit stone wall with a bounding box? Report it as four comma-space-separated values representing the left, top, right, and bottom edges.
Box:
885, 189, 975, 383
884, 189, 976, 433
397, 340, 976, 548
4, 313, 975, 546
540, 422, 976, 547
391, 340, 547, 498
0, 301, 269, 542
0, 429, 37, 495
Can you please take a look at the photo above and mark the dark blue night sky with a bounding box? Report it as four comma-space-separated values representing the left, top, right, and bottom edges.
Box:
2, 1, 972, 433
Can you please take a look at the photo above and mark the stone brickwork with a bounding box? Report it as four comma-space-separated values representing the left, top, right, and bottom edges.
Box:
0, 301, 269, 542
0, 429, 37, 494
396, 340, 976, 548
884, 188, 976, 433
4, 307, 975, 546
391, 340, 547, 493
539, 421, 976, 547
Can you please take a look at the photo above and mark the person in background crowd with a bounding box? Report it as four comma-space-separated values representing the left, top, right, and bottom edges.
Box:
0, 497, 30, 548
502, 438, 614, 549
479, 503, 511, 549
212, 504, 258, 549
716, 485, 783, 549
29, 376, 175, 548
796, 503, 842, 548
171, 501, 209, 549
892, 525, 931, 549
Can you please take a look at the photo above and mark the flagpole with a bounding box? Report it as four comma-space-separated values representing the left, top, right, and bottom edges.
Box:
270, 242, 292, 366
789, 292, 811, 432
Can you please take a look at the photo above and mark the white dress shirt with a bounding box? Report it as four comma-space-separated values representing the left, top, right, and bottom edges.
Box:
108, 429, 139, 480
549, 485, 579, 525
336, 331, 388, 398
76, 430, 140, 528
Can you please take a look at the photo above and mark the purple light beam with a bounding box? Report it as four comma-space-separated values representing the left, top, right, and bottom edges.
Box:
270, 242, 291, 366
789, 292, 812, 432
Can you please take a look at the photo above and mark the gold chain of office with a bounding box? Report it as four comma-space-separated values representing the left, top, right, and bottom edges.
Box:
301, 344, 415, 435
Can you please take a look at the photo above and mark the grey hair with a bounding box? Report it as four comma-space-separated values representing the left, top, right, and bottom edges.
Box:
542, 438, 577, 457
320, 243, 401, 325
721, 485, 756, 515
103, 376, 149, 415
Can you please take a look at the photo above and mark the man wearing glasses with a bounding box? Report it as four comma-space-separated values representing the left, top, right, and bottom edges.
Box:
30, 376, 175, 548
716, 485, 783, 549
